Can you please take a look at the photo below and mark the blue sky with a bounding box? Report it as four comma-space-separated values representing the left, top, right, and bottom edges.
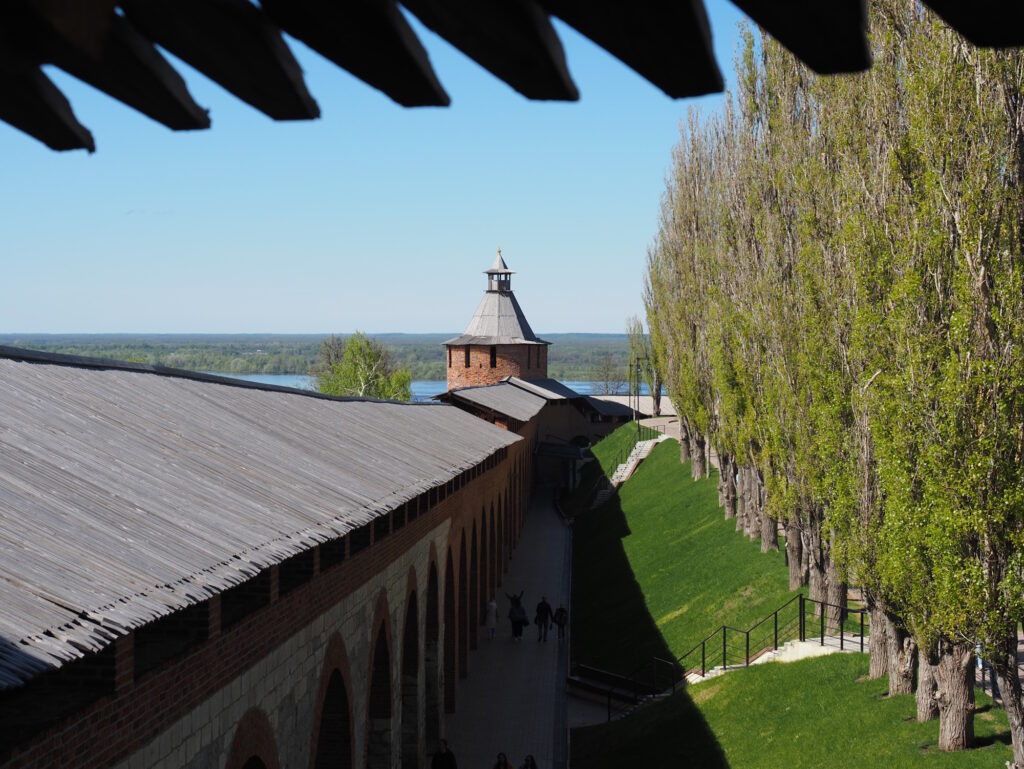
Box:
0, 2, 745, 335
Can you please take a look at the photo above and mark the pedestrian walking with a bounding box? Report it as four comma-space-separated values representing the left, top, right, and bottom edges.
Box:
431, 739, 457, 769
534, 596, 552, 642
521, 755, 538, 769
552, 604, 568, 642
485, 596, 498, 640
509, 600, 527, 641
493, 752, 515, 769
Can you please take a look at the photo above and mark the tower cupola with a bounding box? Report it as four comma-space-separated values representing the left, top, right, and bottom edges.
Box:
486, 248, 513, 292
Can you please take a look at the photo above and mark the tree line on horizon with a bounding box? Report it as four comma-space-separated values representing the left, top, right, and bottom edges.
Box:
645, 1, 1024, 760
1, 333, 633, 383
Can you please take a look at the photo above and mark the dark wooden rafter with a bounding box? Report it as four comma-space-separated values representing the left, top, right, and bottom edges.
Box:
119, 0, 319, 120
540, 0, 723, 98
924, 1, 1024, 47
401, 0, 579, 101
261, 0, 450, 108
730, 0, 871, 74
0, 45, 94, 152
20, 11, 210, 131
1, 0, 1024, 153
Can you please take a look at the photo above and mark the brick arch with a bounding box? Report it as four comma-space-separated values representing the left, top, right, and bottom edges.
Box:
480, 508, 490, 610
309, 633, 355, 769
366, 591, 394, 769
425, 557, 441, 746
224, 707, 280, 769
400, 568, 420, 769
443, 547, 456, 712
458, 530, 468, 679
470, 517, 479, 650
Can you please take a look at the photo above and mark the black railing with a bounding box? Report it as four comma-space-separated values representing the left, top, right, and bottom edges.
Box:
579, 594, 869, 724
679, 594, 869, 680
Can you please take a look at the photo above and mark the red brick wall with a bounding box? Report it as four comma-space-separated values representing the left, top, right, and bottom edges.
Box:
445, 344, 547, 390
2, 439, 532, 769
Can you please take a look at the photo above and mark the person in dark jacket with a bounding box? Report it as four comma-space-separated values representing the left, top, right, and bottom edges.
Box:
552, 604, 568, 642
431, 739, 457, 769
534, 596, 553, 642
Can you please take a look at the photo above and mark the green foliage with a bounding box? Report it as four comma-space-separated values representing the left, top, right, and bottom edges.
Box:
312, 332, 412, 401
574, 654, 1013, 769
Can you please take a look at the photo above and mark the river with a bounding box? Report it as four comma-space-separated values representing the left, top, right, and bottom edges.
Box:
207, 373, 661, 403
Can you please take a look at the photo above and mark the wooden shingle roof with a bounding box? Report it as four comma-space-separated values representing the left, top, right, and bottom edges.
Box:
0, 347, 519, 689
5, 1, 1022, 153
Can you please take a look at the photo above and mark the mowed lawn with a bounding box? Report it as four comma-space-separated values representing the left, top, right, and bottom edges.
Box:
572, 437, 802, 674
573, 653, 1013, 769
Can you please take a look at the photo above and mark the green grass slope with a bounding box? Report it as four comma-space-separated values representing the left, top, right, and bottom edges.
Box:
573, 653, 1012, 769
572, 438, 802, 675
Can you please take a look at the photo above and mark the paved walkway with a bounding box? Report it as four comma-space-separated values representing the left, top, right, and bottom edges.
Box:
443, 487, 571, 769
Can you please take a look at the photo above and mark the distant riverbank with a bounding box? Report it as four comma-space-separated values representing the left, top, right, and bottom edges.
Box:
209, 373, 660, 403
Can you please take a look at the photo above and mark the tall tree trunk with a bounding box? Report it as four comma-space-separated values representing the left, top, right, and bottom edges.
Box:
691, 429, 706, 479
785, 519, 805, 590
805, 522, 827, 612
886, 615, 916, 695
991, 627, 1024, 767
745, 468, 761, 541
679, 417, 691, 464
738, 466, 751, 533
935, 638, 974, 751
759, 512, 778, 552
917, 642, 939, 722
717, 451, 728, 507
651, 372, 662, 417
824, 553, 846, 634
865, 590, 889, 680
723, 456, 737, 519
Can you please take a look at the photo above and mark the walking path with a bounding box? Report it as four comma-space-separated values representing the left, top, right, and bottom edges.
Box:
443, 488, 571, 769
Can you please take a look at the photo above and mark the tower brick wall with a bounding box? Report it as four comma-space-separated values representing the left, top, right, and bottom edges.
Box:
445, 344, 547, 390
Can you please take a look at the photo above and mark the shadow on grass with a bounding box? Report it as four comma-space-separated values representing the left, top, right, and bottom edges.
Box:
572, 687, 730, 769
570, 482, 732, 767
974, 731, 1013, 748
571, 491, 679, 678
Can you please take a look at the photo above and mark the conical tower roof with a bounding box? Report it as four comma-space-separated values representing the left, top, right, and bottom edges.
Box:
486, 249, 514, 275
444, 252, 549, 346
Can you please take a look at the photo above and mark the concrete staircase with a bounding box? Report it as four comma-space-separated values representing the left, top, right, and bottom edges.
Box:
589, 435, 669, 510
610, 435, 669, 486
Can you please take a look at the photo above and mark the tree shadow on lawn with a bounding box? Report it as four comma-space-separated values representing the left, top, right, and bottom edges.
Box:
572, 686, 731, 769
570, 493, 732, 767
571, 492, 679, 678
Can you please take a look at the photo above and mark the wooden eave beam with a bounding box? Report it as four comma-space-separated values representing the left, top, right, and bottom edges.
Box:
400, 0, 579, 101
924, 1, 1024, 47
262, 0, 449, 108
730, 0, 871, 74
25, 0, 115, 57
0, 47, 94, 151
29, 13, 210, 131
540, 0, 723, 98
119, 0, 319, 121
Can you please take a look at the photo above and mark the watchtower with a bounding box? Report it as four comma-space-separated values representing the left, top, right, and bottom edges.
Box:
444, 250, 550, 391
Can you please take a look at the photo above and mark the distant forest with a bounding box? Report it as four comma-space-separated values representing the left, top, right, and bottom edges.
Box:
0, 333, 631, 381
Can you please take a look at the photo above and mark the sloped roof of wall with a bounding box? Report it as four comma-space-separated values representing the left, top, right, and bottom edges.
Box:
444, 381, 548, 422
0, 347, 519, 690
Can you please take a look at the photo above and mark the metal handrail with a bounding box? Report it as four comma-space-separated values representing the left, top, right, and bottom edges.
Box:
679, 594, 869, 680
